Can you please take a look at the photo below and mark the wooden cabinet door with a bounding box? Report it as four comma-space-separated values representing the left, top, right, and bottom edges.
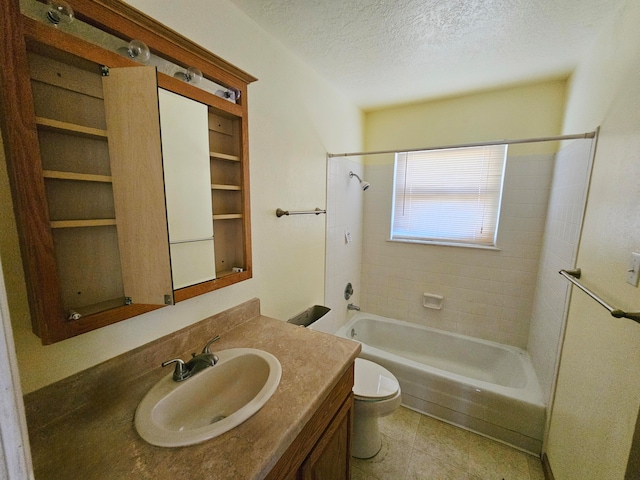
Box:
103, 66, 173, 306
300, 395, 352, 480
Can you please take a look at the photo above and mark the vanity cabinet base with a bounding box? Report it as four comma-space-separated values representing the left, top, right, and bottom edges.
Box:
267, 364, 354, 480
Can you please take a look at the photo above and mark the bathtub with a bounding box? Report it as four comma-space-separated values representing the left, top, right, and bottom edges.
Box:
335, 312, 546, 454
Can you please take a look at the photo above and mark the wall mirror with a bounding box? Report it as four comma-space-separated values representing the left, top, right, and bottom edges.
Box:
0, 0, 256, 343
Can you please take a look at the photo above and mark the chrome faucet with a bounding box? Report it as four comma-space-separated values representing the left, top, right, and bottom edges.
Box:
162, 336, 220, 382
347, 303, 360, 311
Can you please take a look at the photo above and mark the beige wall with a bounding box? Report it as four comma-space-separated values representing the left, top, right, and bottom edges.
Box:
0, 0, 363, 393
365, 80, 567, 159
546, 0, 640, 478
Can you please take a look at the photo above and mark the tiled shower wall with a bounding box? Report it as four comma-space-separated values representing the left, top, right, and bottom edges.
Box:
360, 153, 555, 348
316, 157, 365, 334
527, 139, 594, 403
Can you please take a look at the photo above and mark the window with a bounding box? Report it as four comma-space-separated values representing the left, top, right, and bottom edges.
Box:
391, 144, 507, 247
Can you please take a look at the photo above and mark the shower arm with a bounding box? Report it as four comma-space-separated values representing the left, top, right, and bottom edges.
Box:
350, 171, 364, 182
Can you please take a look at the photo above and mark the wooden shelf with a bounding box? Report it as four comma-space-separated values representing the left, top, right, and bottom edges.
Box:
212, 213, 242, 220
216, 269, 234, 278
71, 297, 127, 318
50, 219, 116, 229
210, 151, 240, 161
43, 170, 113, 183
35, 116, 108, 139
211, 184, 241, 191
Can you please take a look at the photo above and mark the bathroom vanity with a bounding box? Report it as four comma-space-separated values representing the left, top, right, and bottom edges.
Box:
22, 299, 360, 479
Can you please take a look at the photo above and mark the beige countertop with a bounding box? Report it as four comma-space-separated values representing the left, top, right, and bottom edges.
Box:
23, 300, 360, 479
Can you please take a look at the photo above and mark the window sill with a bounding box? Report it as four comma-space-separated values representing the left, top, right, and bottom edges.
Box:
387, 238, 501, 251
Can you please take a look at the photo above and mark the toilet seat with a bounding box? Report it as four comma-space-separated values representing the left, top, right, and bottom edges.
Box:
353, 358, 399, 401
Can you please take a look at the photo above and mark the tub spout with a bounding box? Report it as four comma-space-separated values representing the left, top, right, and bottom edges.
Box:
347, 303, 360, 311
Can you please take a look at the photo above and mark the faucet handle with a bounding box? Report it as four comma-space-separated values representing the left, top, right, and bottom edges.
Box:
161, 358, 189, 382
202, 335, 220, 354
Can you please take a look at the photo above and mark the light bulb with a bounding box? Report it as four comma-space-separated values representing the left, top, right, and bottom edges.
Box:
116, 39, 151, 64
215, 87, 241, 102
174, 66, 202, 84
127, 39, 150, 63
227, 87, 240, 101
46, 0, 74, 26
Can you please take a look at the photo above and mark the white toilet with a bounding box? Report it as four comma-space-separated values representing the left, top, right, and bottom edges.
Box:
352, 358, 402, 458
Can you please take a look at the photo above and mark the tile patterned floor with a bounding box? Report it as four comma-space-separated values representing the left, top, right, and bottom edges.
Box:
351, 406, 546, 480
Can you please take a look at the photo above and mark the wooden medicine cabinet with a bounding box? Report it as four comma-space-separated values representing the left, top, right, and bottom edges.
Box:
0, 0, 255, 344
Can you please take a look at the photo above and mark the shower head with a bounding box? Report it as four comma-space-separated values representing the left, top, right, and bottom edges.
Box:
349, 171, 370, 191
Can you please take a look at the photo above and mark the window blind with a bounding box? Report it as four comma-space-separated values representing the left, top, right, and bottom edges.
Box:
391, 144, 507, 246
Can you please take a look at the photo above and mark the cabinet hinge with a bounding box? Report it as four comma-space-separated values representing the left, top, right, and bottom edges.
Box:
100, 65, 110, 76
164, 295, 173, 305
124, 297, 132, 305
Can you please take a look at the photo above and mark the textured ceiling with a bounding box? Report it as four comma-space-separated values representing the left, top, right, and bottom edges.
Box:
227, 0, 624, 110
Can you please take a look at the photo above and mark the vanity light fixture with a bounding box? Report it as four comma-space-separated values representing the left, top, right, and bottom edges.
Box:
46, 0, 74, 26
174, 66, 203, 84
118, 39, 151, 64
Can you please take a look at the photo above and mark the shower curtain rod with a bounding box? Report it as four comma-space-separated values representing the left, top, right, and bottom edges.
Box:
326, 131, 597, 158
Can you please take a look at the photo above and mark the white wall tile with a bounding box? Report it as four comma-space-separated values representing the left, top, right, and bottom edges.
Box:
320, 158, 366, 333
358, 154, 555, 348
526, 139, 593, 403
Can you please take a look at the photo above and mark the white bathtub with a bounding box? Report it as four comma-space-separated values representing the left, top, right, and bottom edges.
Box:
335, 313, 546, 454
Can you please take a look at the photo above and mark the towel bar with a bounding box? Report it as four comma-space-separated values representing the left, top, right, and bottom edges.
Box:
276, 207, 326, 217
559, 268, 640, 324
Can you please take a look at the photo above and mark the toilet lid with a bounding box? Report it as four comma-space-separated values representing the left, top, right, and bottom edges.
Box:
353, 358, 399, 400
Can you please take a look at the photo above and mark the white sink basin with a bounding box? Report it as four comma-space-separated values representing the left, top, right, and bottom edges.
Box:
135, 348, 282, 447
